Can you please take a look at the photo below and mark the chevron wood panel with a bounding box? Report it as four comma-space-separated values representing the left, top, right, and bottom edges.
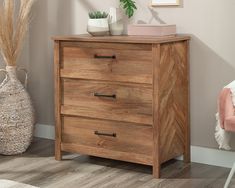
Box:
158, 41, 189, 163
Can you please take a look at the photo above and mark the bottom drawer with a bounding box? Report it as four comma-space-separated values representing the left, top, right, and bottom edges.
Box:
61, 116, 153, 165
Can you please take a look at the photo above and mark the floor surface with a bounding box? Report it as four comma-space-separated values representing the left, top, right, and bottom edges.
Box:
0, 138, 232, 188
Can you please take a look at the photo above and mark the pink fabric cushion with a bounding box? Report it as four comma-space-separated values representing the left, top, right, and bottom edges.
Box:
225, 116, 235, 132
218, 88, 235, 131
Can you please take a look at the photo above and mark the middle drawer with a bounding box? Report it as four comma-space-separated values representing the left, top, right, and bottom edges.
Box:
61, 79, 153, 125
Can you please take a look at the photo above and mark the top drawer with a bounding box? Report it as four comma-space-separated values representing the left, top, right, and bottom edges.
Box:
60, 42, 153, 84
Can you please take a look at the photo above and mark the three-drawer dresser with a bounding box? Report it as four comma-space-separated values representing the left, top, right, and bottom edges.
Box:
52, 35, 190, 178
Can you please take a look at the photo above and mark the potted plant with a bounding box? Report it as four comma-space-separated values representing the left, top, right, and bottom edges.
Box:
109, 7, 124, 36
87, 0, 137, 36
109, 0, 137, 36
87, 11, 110, 36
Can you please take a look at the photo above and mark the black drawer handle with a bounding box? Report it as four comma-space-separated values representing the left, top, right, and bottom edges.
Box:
94, 131, 117, 137
94, 93, 116, 99
94, 54, 116, 59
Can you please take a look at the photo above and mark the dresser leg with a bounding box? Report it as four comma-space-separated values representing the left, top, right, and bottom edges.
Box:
183, 153, 190, 163
153, 164, 160, 178
55, 141, 62, 161
183, 145, 191, 163
55, 151, 62, 161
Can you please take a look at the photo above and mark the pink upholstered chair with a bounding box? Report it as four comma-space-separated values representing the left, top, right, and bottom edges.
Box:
219, 88, 235, 133
219, 88, 235, 188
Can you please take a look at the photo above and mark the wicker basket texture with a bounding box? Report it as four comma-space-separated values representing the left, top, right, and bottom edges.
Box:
0, 66, 35, 155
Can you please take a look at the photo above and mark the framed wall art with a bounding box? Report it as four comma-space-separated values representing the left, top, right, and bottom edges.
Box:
151, 0, 180, 6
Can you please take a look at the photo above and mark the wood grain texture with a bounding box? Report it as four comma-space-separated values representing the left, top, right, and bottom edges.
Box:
158, 41, 189, 163
61, 143, 153, 166
61, 44, 152, 61
184, 40, 191, 163
60, 70, 152, 85
62, 116, 152, 158
61, 41, 152, 51
62, 79, 152, 125
53, 35, 190, 178
0, 138, 229, 188
152, 44, 161, 178
61, 43, 152, 84
54, 41, 62, 161
62, 79, 152, 104
61, 105, 152, 125
52, 34, 190, 44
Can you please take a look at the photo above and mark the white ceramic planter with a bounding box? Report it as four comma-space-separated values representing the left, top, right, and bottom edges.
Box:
87, 18, 110, 36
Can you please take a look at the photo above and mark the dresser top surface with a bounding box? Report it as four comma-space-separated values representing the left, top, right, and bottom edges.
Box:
52, 34, 190, 44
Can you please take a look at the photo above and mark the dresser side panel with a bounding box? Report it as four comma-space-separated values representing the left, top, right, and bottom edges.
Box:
159, 41, 189, 163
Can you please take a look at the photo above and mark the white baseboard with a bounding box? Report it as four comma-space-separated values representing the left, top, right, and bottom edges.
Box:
34, 124, 234, 169
191, 146, 235, 168
34, 124, 55, 140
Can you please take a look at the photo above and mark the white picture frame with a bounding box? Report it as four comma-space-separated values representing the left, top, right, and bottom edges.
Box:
151, 0, 180, 6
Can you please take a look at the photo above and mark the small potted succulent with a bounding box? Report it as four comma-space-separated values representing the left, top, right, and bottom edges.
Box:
87, 11, 109, 36
87, 0, 137, 36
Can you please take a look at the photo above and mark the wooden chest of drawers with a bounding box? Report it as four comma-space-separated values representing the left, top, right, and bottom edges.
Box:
53, 35, 190, 178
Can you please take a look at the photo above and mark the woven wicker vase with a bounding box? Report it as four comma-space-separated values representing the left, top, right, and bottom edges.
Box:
0, 66, 35, 155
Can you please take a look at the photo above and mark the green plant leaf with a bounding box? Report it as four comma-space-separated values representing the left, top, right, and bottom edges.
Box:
120, 0, 137, 18
88, 11, 109, 19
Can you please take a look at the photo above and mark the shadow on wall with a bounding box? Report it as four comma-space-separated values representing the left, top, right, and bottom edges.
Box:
47, 0, 75, 35
79, 0, 95, 12
29, 0, 96, 126
29, 0, 97, 125
29, 0, 76, 125
190, 35, 235, 150
137, 7, 166, 24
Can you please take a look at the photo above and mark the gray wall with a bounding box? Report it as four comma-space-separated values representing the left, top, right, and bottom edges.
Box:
19, 0, 235, 149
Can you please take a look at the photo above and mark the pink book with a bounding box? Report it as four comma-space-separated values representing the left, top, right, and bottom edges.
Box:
127, 24, 176, 36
